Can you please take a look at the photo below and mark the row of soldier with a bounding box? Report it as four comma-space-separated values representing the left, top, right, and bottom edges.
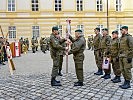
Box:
19, 37, 50, 54
49, 26, 133, 89
93, 26, 133, 89
19, 37, 29, 54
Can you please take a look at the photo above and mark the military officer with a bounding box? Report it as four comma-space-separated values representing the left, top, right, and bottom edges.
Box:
56, 33, 66, 76
110, 30, 121, 83
93, 28, 103, 75
68, 29, 86, 86
50, 26, 67, 86
119, 26, 133, 89
100, 28, 111, 79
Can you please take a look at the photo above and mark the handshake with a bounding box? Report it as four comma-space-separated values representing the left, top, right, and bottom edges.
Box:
65, 39, 72, 45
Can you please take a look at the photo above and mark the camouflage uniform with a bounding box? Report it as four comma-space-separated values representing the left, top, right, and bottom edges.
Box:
49, 34, 66, 78
19, 37, 23, 53
100, 28, 111, 79
93, 32, 102, 75
110, 31, 121, 83
69, 30, 86, 84
31, 38, 36, 53
119, 33, 133, 88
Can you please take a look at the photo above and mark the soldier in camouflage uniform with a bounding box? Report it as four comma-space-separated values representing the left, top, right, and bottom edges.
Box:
87, 36, 91, 50
31, 37, 36, 53
41, 38, 48, 53
110, 30, 121, 83
93, 28, 103, 75
68, 29, 86, 86
35, 38, 38, 51
0, 38, 5, 65
50, 26, 67, 86
55, 33, 66, 76
119, 26, 133, 89
39, 37, 43, 50
100, 28, 111, 79
19, 37, 23, 53
25, 38, 29, 51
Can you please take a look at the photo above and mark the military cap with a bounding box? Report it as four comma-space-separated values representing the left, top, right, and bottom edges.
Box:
120, 26, 128, 30
112, 30, 119, 35
52, 26, 58, 31
102, 28, 108, 31
75, 29, 82, 33
94, 27, 100, 32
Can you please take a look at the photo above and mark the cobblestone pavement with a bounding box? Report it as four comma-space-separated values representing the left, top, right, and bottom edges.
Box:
0, 50, 133, 100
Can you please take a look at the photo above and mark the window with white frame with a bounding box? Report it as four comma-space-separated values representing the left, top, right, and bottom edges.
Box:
77, 0, 83, 11
116, 0, 122, 11
55, 0, 62, 11
117, 24, 122, 37
77, 25, 84, 33
57, 25, 62, 36
96, 0, 103, 11
8, 26, 16, 38
97, 25, 104, 34
32, 26, 40, 38
8, 0, 16, 11
31, 0, 39, 11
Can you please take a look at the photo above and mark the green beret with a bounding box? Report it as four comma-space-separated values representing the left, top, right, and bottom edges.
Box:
102, 28, 108, 31
95, 27, 100, 31
120, 26, 128, 30
112, 30, 119, 35
75, 29, 82, 33
52, 26, 58, 31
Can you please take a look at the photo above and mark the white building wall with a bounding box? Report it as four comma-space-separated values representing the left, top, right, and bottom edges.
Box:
84, 0, 95, 11
40, 0, 53, 10
0, 0, 6, 11
63, 0, 75, 11
17, 0, 30, 10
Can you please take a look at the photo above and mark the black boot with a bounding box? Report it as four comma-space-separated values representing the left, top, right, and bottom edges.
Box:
101, 74, 106, 78
111, 76, 117, 81
74, 81, 83, 86
58, 70, 63, 76
104, 74, 111, 79
120, 80, 131, 89
112, 76, 121, 83
94, 69, 103, 75
51, 77, 62, 86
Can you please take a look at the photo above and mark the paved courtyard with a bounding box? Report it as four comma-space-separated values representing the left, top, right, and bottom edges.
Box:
0, 50, 133, 100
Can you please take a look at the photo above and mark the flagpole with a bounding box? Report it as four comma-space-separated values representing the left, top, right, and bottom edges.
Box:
66, 18, 71, 73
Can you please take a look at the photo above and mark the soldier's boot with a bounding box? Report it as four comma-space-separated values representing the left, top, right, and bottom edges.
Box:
112, 76, 121, 83
119, 80, 126, 87
101, 74, 106, 78
74, 81, 83, 86
104, 74, 111, 79
94, 69, 103, 75
51, 77, 62, 86
111, 76, 117, 81
120, 80, 131, 89
58, 70, 63, 76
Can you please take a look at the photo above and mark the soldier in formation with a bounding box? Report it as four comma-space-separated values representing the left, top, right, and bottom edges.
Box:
93, 26, 133, 89
100, 28, 111, 79
93, 28, 103, 75
31, 37, 36, 53
110, 30, 121, 83
87, 36, 93, 50
118, 26, 133, 89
